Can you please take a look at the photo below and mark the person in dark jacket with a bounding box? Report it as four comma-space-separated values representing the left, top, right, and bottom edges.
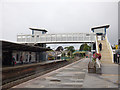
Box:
99, 43, 102, 51
20, 55, 23, 64
12, 56, 15, 66
29, 54, 31, 62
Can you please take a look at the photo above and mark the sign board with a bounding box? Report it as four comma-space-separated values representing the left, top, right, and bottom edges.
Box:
116, 45, 118, 49
115, 45, 118, 49
94, 28, 105, 34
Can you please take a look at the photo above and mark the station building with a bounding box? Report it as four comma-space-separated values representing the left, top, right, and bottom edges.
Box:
1, 40, 51, 66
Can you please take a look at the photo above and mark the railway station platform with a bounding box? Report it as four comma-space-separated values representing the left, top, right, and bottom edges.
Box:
3, 59, 65, 70
12, 58, 119, 88
83, 63, 119, 88
2, 59, 69, 89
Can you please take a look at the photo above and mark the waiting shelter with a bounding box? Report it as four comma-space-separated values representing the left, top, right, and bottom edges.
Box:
1, 40, 51, 66
91, 25, 110, 40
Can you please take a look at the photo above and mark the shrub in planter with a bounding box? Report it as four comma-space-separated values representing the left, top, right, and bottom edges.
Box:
88, 53, 101, 73
93, 53, 101, 61
88, 61, 96, 73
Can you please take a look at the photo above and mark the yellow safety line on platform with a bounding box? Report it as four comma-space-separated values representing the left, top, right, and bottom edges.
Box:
102, 74, 120, 76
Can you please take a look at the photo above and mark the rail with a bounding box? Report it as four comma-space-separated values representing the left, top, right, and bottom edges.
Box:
2, 60, 68, 89
17, 33, 96, 43
105, 35, 114, 63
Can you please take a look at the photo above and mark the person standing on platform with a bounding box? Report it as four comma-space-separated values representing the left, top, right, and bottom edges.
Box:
117, 54, 120, 64
12, 56, 16, 66
99, 43, 102, 51
20, 55, 23, 64
26, 54, 28, 63
29, 54, 31, 63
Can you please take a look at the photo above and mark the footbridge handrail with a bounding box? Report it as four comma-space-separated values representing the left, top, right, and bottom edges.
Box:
17, 33, 96, 44
105, 35, 114, 63
95, 35, 99, 54
95, 35, 101, 68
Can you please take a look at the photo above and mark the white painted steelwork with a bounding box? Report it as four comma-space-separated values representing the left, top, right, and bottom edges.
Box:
95, 35, 101, 68
17, 33, 96, 44
105, 35, 114, 63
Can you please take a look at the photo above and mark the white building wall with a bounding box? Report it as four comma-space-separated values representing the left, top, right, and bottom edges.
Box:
12, 51, 38, 64
34, 31, 42, 35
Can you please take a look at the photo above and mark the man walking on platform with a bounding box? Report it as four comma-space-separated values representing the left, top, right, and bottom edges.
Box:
99, 43, 102, 51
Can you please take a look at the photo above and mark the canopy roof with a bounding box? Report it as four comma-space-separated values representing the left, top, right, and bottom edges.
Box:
1, 40, 51, 52
29, 28, 48, 32
91, 25, 110, 31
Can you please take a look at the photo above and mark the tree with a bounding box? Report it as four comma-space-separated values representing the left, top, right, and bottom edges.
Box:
79, 43, 91, 51
47, 46, 51, 49
61, 52, 65, 57
67, 51, 71, 57
79, 44, 84, 51
56, 46, 64, 51
64, 46, 75, 53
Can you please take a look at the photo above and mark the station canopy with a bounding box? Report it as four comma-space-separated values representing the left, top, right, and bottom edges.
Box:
29, 28, 48, 32
91, 25, 110, 35
1, 40, 51, 52
91, 25, 110, 31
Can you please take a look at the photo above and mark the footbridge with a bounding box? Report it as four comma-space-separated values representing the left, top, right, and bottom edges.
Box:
17, 33, 96, 44
17, 25, 114, 63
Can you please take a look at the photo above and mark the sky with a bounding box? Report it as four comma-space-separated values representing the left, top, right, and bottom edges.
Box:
1, 0, 119, 49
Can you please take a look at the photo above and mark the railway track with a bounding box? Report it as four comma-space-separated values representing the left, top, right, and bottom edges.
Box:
2, 58, 82, 89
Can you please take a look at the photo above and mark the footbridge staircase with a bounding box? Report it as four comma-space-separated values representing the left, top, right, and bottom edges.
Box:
17, 25, 114, 64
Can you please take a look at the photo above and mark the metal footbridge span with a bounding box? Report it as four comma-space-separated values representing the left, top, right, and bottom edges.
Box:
17, 33, 96, 44
17, 25, 113, 63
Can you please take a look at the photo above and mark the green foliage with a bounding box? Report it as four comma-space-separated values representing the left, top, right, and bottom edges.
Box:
79, 43, 91, 51
80, 53, 85, 57
67, 51, 71, 57
61, 52, 65, 57
47, 46, 51, 49
64, 46, 75, 53
56, 46, 64, 51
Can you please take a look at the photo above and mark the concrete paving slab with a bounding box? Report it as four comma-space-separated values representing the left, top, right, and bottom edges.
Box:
83, 63, 119, 88
11, 58, 119, 88
12, 58, 88, 88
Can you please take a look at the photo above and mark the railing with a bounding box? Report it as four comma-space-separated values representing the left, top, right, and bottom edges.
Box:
95, 35, 101, 68
105, 35, 114, 63
95, 35, 99, 54
17, 33, 96, 43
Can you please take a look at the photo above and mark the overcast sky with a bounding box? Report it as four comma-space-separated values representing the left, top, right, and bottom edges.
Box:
1, 0, 119, 49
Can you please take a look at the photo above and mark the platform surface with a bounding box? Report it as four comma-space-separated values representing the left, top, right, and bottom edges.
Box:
12, 58, 119, 88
